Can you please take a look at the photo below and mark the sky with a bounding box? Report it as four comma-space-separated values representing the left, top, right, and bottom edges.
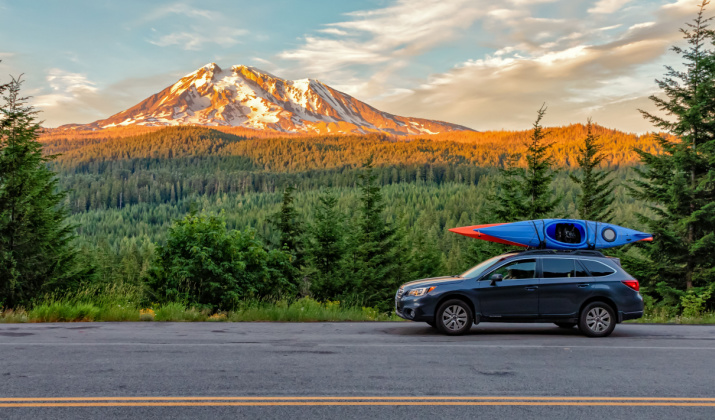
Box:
0, 0, 702, 132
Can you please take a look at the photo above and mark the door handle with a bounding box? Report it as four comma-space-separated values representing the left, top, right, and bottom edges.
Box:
525, 286, 538, 291
578, 283, 589, 288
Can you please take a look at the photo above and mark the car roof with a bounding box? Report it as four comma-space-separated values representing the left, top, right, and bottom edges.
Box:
505, 249, 606, 258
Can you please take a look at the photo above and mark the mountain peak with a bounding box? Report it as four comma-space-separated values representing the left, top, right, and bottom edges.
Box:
67, 63, 474, 135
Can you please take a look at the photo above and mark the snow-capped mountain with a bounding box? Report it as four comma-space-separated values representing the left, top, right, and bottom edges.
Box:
66, 63, 473, 136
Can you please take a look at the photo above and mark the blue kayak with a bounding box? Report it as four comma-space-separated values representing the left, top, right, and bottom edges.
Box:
449, 219, 652, 250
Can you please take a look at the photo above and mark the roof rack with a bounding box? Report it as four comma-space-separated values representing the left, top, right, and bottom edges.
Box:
516, 249, 605, 257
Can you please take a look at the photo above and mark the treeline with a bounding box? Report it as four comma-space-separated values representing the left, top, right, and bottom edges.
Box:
42, 124, 663, 170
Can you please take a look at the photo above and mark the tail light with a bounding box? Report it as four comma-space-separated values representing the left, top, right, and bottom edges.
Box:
622, 280, 639, 292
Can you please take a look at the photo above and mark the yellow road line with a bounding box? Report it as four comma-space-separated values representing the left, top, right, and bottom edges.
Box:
2, 401, 715, 408
2, 396, 715, 402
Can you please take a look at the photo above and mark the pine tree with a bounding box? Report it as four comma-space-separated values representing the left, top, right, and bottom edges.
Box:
349, 158, 398, 309
523, 105, 561, 219
570, 119, 615, 221
491, 105, 561, 222
307, 191, 345, 300
270, 184, 304, 291
630, 1, 715, 291
0, 77, 90, 307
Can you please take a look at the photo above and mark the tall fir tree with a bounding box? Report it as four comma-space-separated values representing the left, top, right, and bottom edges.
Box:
349, 158, 399, 309
306, 191, 345, 300
0, 77, 90, 307
570, 119, 615, 221
270, 184, 304, 291
630, 1, 715, 291
491, 105, 561, 222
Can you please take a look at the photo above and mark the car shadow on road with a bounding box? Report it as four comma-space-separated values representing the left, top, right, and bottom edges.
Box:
383, 324, 636, 338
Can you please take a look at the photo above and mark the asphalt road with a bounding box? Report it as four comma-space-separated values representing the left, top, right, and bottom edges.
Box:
1, 321, 715, 419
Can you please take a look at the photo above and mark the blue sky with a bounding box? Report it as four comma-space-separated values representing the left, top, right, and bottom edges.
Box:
0, 0, 701, 131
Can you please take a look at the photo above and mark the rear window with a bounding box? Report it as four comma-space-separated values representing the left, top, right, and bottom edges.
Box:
581, 260, 616, 277
542, 258, 588, 278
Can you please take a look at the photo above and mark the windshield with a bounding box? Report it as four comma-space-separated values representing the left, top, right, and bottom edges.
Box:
460, 253, 516, 279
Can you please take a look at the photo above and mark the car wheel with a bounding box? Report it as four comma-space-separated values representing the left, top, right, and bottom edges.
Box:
554, 322, 576, 329
426, 321, 436, 328
436, 299, 473, 336
579, 302, 616, 337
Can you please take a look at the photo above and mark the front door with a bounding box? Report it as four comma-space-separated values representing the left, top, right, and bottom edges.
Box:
477, 258, 538, 318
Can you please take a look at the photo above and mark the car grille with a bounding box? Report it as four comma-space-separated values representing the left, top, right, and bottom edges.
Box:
396, 287, 404, 299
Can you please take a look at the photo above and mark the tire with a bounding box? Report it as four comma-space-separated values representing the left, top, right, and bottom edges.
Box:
426, 321, 436, 329
554, 322, 576, 329
436, 299, 473, 336
579, 301, 616, 337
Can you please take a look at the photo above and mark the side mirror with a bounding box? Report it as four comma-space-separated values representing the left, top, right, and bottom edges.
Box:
490, 273, 503, 286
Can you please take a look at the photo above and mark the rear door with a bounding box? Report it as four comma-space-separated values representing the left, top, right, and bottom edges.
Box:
538, 258, 591, 316
476, 258, 539, 318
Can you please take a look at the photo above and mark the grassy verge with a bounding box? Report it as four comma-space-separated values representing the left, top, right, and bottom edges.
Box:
627, 309, 715, 324
1, 285, 712, 324
0, 285, 401, 323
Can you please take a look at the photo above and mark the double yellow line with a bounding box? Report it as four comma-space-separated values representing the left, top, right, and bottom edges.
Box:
1, 396, 715, 408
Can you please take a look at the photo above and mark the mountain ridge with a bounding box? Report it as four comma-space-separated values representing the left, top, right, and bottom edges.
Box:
61, 63, 473, 136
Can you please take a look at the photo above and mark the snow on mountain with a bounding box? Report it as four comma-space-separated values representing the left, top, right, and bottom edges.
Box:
67, 63, 473, 136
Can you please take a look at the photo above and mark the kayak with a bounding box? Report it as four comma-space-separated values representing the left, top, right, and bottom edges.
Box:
449, 219, 652, 250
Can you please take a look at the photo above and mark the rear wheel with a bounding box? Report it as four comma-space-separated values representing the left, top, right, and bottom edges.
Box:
579, 302, 616, 337
436, 299, 473, 336
554, 322, 576, 329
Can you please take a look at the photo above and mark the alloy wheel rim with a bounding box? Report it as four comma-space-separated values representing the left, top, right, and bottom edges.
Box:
442, 305, 468, 331
586, 307, 611, 332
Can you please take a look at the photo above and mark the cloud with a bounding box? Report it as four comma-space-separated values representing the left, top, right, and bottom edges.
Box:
31, 69, 184, 127
149, 27, 247, 50
280, 0, 486, 76
370, 0, 697, 132
34, 69, 97, 108
138, 2, 221, 23
588, 0, 633, 14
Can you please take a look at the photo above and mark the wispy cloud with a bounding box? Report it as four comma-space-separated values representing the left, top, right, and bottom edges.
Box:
588, 0, 633, 14
34, 69, 97, 107
280, 0, 485, 75
138, 2, 221, 23
149, 27, 247, 50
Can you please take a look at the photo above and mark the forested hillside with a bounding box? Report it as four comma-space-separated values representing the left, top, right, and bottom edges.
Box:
40, 125, 661, 213
32, 125, 656, 292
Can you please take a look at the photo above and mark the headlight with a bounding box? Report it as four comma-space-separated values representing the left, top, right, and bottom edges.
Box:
407, 286, 436, 296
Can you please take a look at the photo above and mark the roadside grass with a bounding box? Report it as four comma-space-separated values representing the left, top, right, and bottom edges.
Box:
1, 286, 710, 324
627, 308, 715, 325
0, 287, 401, 323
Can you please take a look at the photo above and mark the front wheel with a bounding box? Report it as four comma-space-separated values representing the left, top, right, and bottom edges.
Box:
436, 299, 473, 336
579, 302, 616, 337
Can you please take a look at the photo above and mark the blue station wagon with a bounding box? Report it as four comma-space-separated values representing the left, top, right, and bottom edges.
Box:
395, 250, 644, 336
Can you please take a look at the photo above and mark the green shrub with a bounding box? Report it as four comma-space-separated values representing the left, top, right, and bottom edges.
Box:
146, 212, 293, 310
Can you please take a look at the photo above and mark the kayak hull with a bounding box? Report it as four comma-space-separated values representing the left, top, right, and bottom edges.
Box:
449, 219, 652, 250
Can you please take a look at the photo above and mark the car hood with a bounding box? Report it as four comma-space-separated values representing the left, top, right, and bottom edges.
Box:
401, 276, 465, 290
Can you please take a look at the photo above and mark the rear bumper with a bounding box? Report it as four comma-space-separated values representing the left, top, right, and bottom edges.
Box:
619, 310, 644, 322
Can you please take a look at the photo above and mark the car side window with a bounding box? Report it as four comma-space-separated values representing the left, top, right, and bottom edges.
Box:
486, 259, 536, 280
575, 260, 589, 277
542, 258, 589, 278
581, 260, 616, 277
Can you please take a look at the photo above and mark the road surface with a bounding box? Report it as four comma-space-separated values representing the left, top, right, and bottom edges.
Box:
1, 321, 714, 419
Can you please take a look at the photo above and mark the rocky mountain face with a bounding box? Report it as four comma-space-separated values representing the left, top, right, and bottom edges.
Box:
64, 63, 472, 136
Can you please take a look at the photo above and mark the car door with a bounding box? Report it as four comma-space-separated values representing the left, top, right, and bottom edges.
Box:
476, 258, 538, 318
538, 258, 591, 316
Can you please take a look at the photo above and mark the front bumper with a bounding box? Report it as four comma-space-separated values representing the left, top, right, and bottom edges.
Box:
395, 295, 436, 322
